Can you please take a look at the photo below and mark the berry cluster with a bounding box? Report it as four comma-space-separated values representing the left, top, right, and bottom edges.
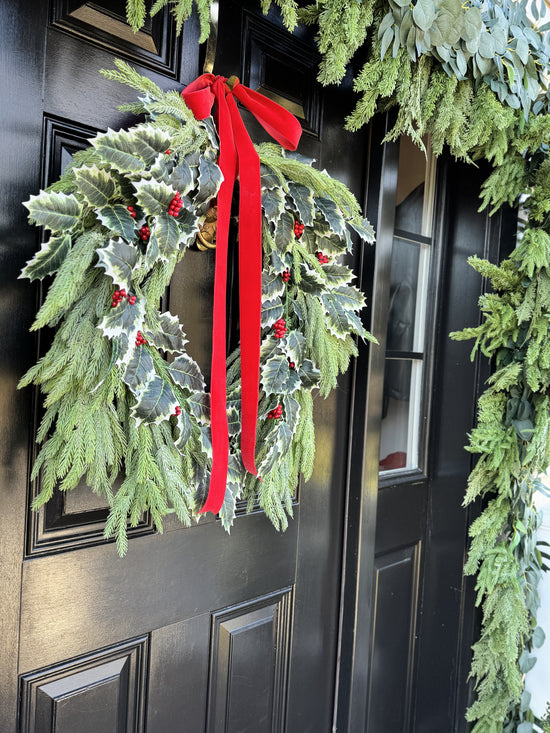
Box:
127, 205, 137, 219
287, 357, 295, 369
168, 192, 183, 217
294, 220, 304, 238
173, 405, 182, 417
268, 404, 283, 420
139, 224, 150, 241
112, 289, 137, 308
135, 331, 147, 346
281, 268, 291, 283
273, 318, 287, 339
316, 251, 330, 264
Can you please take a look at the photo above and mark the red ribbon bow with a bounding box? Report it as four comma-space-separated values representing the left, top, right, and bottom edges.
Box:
181, 74, 302, 514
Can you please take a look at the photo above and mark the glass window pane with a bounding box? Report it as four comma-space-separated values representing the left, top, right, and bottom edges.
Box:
395, 136, 426, 236
379, 359, 423, 472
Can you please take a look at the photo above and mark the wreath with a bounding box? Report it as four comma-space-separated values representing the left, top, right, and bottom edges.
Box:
19, 61, 375, 555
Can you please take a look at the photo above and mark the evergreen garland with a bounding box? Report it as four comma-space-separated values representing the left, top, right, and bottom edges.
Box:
20, 61, 374, 556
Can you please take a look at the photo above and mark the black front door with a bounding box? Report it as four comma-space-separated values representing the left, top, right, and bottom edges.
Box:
0, 2, 368, 731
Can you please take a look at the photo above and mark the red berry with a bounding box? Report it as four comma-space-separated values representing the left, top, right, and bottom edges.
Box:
165, 149, 171, 154
127, 206, 136, 219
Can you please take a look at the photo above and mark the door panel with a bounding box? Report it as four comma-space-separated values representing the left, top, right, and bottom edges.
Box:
0, 2, 368, 731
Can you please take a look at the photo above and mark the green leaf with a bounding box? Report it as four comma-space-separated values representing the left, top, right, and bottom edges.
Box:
321, 292, 354, 338
92, 128, 145, 173
188, 391, 210, 424
132, 124, 171, 165
73, 166, 116, 207
282, 394, 300, 431
349, 217, 375, 242
144, 310, 187, 353
274, 211, 295, 253
517, 723, 534, 733
533, 626, 546, 648
194, 156, 223, 207
315, 197, 345, 236
298, 359, 320, 388
260, 164, 281, 189
96, 238, 140, 290
151, 213, 180, 258
413, 0, 436, 32
299, 264, 325, 294
169, 159, 195, 196
262, 270, 285, 299
261, 297, 284, 328
288, 183, 315, 227
20, 234, 71, 281
334, 284, 366, 310
167, 354, 205, 392
175, 207, 199, 248
131, 375, 178, 425
98, 296, 145, 343
463, 6, 482, 41
97, 204, 137, 241
518, 649, 537, 673
123, 347, 155, 395
174, 409, 192, 450
132, 179, 179, 215
284, 330, 306, 365
262, 187, 285, 224
322, 264, 354, 287
24, 191, 81, 232
261, 354, 292, 395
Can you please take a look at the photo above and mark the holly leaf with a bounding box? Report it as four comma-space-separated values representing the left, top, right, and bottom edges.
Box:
227, 405, 240, 437
261, 297, 284, 328
175, 207, 199, 248
123, 347, 155, 394
92, 128, 145, 173
282, 395, 300, 432
144, 310, 187, 353
188, 391, 210, 424
315, 232, 347, 255
132, 124, 171, 165
284, 330, 306, 365
73, 166, 116, 207
97, 204, 137, 241
194, 156, 223, 207
150, 213, 180, 259
322, 264, 354, 287
315, 197, 345, 236
333, 284, 366, 311
261, 354, 292, 395
24, 191, 81, 232
96, 239, 140, 290
132, 179, 179, 215
285, 367, 301, 394
274, 211, 295, 253
260, 164, 281, 189
262, 187, 285, 224
174, 409, 192, 450
219, 477, 242, 532
131, 375, 178, 425
299, 264, 325, 294
288, 183, 315, 227
298, 359, 321, 388
143, 233, 160, 271
283, 150, 315, 166
169, 159, 194, 196
20, 233, 71, 281
349, 217, 375, 243
262, 270, 285, 299
276, 419, 293, 453
98, 296, 145, 343
167, 354, 205, 392
320, 292, 352, 339
260, 334, 283, 361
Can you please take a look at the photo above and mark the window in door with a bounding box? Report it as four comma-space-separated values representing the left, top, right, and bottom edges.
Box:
379, 136, 437, 473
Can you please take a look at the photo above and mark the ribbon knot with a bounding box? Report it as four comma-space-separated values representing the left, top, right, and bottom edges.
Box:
182, 73, 302, 514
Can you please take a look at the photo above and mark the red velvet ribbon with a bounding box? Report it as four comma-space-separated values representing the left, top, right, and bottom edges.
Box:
181, 74, 302, 514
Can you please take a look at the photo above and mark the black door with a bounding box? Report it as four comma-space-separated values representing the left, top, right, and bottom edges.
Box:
0, 2, 368, 731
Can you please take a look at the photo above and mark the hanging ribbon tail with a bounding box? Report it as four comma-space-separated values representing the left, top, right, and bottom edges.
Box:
181, 74, 302, 516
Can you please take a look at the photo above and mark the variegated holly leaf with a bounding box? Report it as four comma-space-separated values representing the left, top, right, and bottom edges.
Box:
270, 249, 290, 274
73, 166, 116, 207
320, 292, 352, 339
260, 334, 283, 361
274, 211, 294, 253
123, 346, 155, 395
315, 197, 345, 237
227, 405, 241, 436
169, 159, 194, 196
284, 330, 306, 365
176, 207, 199, 248
286, 367, 301, 393
262, 187, 285, 224
316, 231, 347, 255
24, 192, 81, 232
194, 156, 223, 207
260, 164, 281, 189
261, 297, 284, 328
132, 124, 171, 165
98, 296, 145, 343
143, 232, 160, 270
288, 183, 315, 227
174, 409, 192, 450
262, 270, 285, 299
198, 425, 213, 457
150, 213, 180, 259
261, 354, 292, 395
349, 217, 375, 243
202, 118, 219, 150
276, 418, 294, 453
334, 284, 366, 311
132, 179, 179, 215
91, 128, 145, 173
219, 478, 242, 532
322, 264, 354, 287
299, 264, 325, 294
144, 310, 187, 352
150, 152, 173, 182
282, 395, 301, 431
131, 375, 178, 425
188, 391, 210, 424
20, 233, 71, 281
167, 354, 205, 392
97, 205, 137, 242
298, 359, 321, 388
283, 150, 315, 166
342, 309, 369, 340
96, 239, 140, 290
